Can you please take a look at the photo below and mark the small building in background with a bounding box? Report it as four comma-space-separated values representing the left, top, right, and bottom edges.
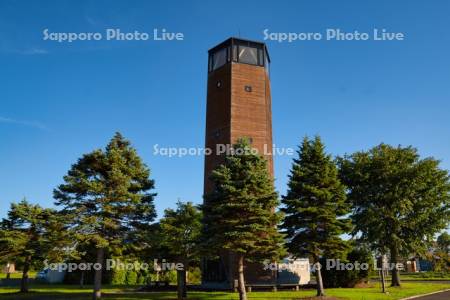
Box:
36, 269, 66, 283
406, 258, 420, 272
2, 262, 15, 275
277, 258, 311, 285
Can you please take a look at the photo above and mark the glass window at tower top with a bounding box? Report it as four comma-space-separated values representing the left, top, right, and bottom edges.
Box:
212, 47, 227, 70
208, 39, 269, 72
238, 46, 258, 65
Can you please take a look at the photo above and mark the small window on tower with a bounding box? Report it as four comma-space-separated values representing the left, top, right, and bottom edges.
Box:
212, 130, 220, 139
245, 85, 252, 92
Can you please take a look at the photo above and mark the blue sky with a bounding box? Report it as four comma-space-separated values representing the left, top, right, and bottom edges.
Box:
1, 0, 450, 220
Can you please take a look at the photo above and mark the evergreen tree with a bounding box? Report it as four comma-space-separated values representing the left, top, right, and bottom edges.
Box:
160, 201, 202, 299
281, 136, 351, 296
0, 200, 64, 292
54, 132, 156, 299
202, 139, 285, 300
338, 144, 450, 286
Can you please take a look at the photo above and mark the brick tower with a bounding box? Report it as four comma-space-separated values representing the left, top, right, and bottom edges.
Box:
202, 38, 274, 288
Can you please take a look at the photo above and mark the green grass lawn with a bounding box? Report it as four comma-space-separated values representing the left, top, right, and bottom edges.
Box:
0, 282, 448, 300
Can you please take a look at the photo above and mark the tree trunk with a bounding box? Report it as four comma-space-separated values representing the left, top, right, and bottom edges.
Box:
390, 247, 401, 287
380, 269, 386, 293
176, 263, 187, 300
182, 267, 187, 298
93, 248, 104, 300
315, 261, 325, 297
6, 262, 11, 279
20, 256, 31, 293
237, 254, 247, 300
80, 270, 85, 288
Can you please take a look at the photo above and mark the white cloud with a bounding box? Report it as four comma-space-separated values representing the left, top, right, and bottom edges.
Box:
19, 47, 48, 55
0, 45, 49, 55
0, 116, 47, 130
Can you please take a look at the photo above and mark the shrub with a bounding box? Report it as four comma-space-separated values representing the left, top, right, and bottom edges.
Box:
136, 270, 148, 284
159, 270, 177, 284
188, 267, 202, 284
111, 268, 127, 285
125, 270, 138, 285
321, 247, 372, 288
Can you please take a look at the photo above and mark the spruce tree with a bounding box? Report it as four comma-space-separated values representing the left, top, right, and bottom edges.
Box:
281, 136, 351, 296
202, 139, 285, 300
54, 132, 156, 299
160, 201, 202, 299
0, 200, 64, 292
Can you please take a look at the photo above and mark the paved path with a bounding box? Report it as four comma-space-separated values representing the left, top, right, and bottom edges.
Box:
370, 279, 450, 284
410, 290, 450, 300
